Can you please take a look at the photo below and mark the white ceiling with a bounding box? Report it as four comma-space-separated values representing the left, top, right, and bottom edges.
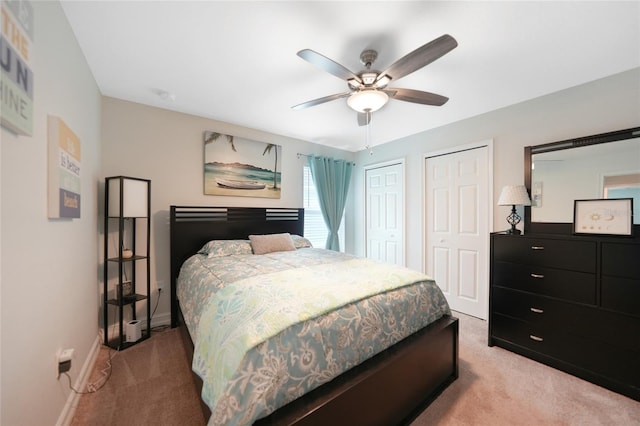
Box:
60, 1, 640, 152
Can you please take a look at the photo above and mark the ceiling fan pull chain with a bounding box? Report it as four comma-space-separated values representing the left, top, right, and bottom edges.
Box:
364, 111, 374, 155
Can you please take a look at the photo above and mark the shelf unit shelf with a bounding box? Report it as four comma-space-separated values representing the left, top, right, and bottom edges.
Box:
106, 255, 148, 262
106, 294, 148, 306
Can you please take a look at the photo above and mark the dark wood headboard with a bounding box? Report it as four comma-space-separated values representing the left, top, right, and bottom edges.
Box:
169, 206, 304, 327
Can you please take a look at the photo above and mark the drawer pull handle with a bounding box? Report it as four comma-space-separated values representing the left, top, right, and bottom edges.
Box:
530, 273, 545, 279
530, 307, 544, 314
531, 246, 545, 250
529, 335, 544, 342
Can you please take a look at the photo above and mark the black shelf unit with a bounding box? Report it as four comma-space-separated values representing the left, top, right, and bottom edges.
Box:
103, 176, 151, 350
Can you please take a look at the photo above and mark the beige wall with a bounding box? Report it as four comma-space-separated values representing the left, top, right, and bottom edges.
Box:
0, 2, 102, 425
350, 68, 640, 271
101, 98, 354, 324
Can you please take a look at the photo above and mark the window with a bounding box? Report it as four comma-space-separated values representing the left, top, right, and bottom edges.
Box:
603, 173, 640, 224
303, 165, 345, 251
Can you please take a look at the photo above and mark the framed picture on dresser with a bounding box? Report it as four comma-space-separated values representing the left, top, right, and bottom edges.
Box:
573, 198, 633, 236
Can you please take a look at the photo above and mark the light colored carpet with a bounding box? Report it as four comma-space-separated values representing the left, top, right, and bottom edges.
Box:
411, 313, 640, 425
70, 327, 205, 426
71, 313, 640, 425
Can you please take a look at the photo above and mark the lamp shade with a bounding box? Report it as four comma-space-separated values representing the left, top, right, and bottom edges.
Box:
497, 185, 531, 206
347, 89, 389, 113
108, 177, 149, 217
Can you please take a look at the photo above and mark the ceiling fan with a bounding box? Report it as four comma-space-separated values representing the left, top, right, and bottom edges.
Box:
292, 34, 458, 126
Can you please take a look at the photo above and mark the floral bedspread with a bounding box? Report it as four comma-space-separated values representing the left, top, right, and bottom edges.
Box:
177, 248, 450, 425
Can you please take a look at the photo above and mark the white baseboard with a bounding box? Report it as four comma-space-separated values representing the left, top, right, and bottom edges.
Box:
148, 311, 171, 329
55, 333, 102, 426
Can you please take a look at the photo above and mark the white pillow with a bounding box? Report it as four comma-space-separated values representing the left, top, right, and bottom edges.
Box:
197, 239, 252, 257
249, 233, 296, 255
291, 234, 313, 249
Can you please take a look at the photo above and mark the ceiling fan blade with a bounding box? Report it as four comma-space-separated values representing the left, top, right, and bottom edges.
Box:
357, 111, 371, 127
388, 88, 449, 106
291, 92, 351, 110
297, 49, 362, 83
376, 34, 457, 83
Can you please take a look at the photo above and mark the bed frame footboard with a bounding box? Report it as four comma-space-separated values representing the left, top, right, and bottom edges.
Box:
255, 315, 459, 426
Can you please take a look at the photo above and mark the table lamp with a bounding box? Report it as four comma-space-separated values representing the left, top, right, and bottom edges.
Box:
498, 185, 531, 235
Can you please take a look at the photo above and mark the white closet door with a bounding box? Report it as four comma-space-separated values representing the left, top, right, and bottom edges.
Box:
425, 146, 489, 319
365, 162, 405, 266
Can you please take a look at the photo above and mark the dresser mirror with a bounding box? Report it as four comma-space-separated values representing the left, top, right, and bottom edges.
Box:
524, 127, 640, 234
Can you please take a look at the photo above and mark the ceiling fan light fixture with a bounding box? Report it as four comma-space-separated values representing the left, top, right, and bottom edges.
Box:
347, 78, 361, 89
347, 89, 389, 113
361, 72, 377, 85
376, 75, 391, 87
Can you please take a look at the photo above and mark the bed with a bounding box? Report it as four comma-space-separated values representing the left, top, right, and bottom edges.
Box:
170, 206, 458, 425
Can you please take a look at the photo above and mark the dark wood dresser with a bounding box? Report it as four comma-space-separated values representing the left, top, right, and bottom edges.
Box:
489, 232, 640, 401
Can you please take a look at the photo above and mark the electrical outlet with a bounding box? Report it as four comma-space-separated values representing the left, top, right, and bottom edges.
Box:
57, 348, 74, 378
157, 280, 165, 292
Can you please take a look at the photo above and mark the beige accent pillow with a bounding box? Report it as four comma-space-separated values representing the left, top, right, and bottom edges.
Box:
249, 233, 296, 255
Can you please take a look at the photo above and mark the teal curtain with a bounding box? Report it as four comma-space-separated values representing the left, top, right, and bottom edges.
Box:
308, 155, 353, 251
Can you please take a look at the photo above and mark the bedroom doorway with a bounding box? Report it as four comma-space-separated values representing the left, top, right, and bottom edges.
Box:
424, 142, 492, 320
365, 160, 405, 266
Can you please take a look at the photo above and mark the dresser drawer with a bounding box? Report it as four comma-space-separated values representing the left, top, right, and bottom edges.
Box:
491, 287, 590, 335
492, 235, 596, 273
493, 261, 596, 304
601, 241, 640, 318
585, 306, 640, 353
492, 313, 640, 387
602, 276, 640, 318
492, 286, 640, 352
492, 313, 592, 366
602, 242, 640, 279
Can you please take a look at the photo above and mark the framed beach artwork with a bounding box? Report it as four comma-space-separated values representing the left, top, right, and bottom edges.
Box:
204, 131, 282, 198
